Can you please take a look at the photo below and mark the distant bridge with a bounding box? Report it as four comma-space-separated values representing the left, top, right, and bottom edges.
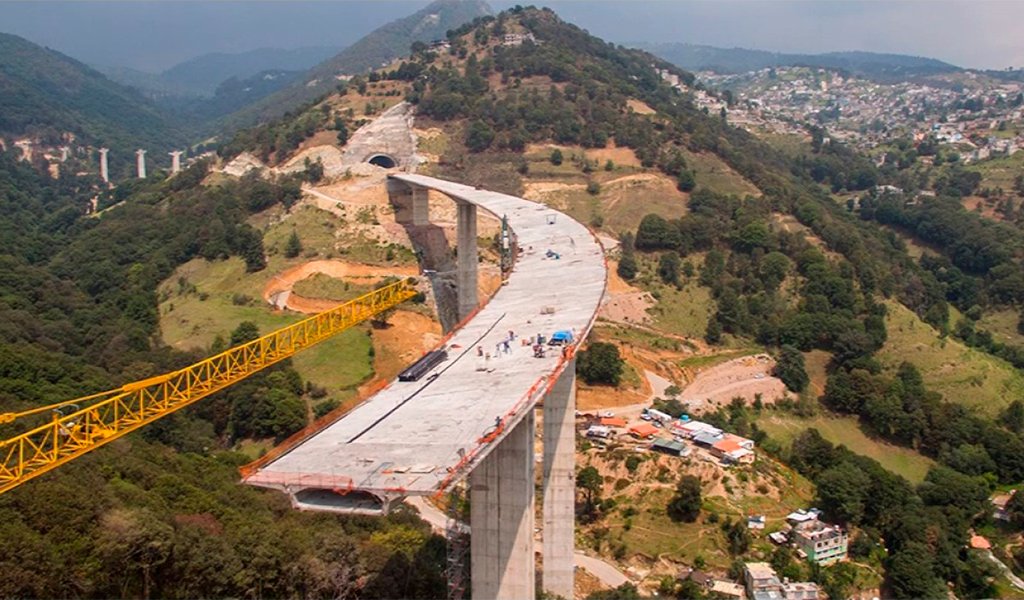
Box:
244, 174, 607, 599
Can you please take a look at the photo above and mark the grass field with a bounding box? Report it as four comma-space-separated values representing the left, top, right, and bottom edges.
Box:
978, 307, 1024, 346
681, 149, 762, 198
158, 257, 375, 400
757, 412, 935, 483
292, 273, 374, 302
878, 301, 1024, 415
969, 151, 1024, 192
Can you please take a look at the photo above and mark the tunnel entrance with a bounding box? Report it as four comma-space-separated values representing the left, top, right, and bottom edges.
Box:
367, 153, 398, 169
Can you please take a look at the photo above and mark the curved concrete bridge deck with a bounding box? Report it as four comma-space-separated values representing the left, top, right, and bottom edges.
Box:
244, 174, 607, 514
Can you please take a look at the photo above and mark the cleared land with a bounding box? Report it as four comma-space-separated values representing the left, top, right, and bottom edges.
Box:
878, 301, 1024, 415
757, 412, 936, 484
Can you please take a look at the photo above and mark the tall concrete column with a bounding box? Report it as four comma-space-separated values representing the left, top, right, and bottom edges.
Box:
98, 148, 109, 184
411, 187, 429, 226
169, 150, 183, 174
470, 412, 535, 600
456, 201, 478, 320
136, 149, 147, 179
543, 358, 577, 598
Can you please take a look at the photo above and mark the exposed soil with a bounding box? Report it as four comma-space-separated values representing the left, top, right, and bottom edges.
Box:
680, 353, 791, 412
369, 310, 443, 382
599, 260, 654, 325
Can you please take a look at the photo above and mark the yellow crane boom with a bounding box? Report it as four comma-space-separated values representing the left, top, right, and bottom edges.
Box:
0, 279, 416, 496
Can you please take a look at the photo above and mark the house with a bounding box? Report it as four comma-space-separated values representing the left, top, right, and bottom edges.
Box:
791, 519, 848, 565
992, 490, 1016, 522
748, 515, 766, 530
970, 535, 992, 550
785, 509, 822, 525
711, 580, 747, 599
586, 425, 611, 439
769, 531, 789, 545
651, 438, 690, 457
692, 430, 723, 448
712, 437, 756, 464
678, 568, 714, 588
782, 581, 820, 600
674, 420, 722, 439
744, 562, 783, 600
599, 416, 627, 428
629, 423, 659, 440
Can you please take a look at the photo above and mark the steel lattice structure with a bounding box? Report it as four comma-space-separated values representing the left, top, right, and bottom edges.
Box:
0, 279, 416, 496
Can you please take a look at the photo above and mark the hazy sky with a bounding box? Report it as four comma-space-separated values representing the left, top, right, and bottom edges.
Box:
2, 1, 1023, 72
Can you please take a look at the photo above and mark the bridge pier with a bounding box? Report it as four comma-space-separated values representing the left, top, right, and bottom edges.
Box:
456, 201, 479, 320
543, 358, 576, 598
470, 412, 535, 600
411, 187, 429, 226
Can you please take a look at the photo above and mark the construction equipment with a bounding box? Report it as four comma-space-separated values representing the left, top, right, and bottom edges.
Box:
0, 279, 417, 496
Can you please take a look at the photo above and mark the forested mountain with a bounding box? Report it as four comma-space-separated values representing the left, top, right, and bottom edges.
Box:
222, 7, 1018, 595
102, 46, 339, 99
3, 4, 1024, 598
643, 42, 960, 79
220, 0, 491, 129
0, 32, 185, 153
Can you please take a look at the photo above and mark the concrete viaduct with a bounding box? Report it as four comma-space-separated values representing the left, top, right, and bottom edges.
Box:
244, 173, 607, 599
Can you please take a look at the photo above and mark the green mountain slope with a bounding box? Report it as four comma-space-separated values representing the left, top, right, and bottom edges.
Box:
221, 0, 491, 129
0, 32, 185, 153
643, 42, 960, 79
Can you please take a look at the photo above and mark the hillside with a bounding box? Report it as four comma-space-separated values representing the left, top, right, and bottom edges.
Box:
220, 0, 491, 130
644, 42, 960, 79
0, 32, 185, 154
103, 46, 339, 99
211, 7, 1024, 596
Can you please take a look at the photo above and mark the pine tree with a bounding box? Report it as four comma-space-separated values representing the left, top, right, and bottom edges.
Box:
285, 231, 302, 259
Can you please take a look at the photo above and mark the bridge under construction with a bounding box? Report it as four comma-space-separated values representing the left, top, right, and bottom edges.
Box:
244, 174, 607, 599
0, 173, 607, 600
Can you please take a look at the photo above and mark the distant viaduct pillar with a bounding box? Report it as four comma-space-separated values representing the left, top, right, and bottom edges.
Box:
136, 149, 147, 179
169, 150, 183, 174
98, 148, 109, 184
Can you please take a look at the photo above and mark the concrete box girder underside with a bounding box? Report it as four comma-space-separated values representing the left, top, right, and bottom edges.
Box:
244, 174, 606, 512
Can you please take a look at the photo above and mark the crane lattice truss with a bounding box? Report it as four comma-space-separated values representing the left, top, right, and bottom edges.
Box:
0, 280, 416, 496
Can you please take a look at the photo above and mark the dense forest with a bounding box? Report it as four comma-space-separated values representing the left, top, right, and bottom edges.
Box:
0, 149, 446, 598
0, 33, 186, 156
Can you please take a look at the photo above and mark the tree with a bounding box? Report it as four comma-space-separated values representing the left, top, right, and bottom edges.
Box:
1002, 399, 1024, 433
667, 475, 702, 522
465, 120, 495, 153
658, 251, 681, 286
335, 119, 349, 146
284, 231, 303, 258
577, 466, 602, 520
886, 542, 946, 599
577, 342, 624, 386
635, 214, 681, 250
726, 519, 751, 555
677, 168, 696, 192
230, 321, 261, 346
303, 157, 324, 183
816, 462, 871, 524
550, 149, 563, 166
704, 319, 722, 345
773, 345, 809, 393
617, 250, 637, 281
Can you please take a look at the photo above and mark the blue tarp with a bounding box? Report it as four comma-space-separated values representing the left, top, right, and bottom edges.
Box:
550, 330, 573, 343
